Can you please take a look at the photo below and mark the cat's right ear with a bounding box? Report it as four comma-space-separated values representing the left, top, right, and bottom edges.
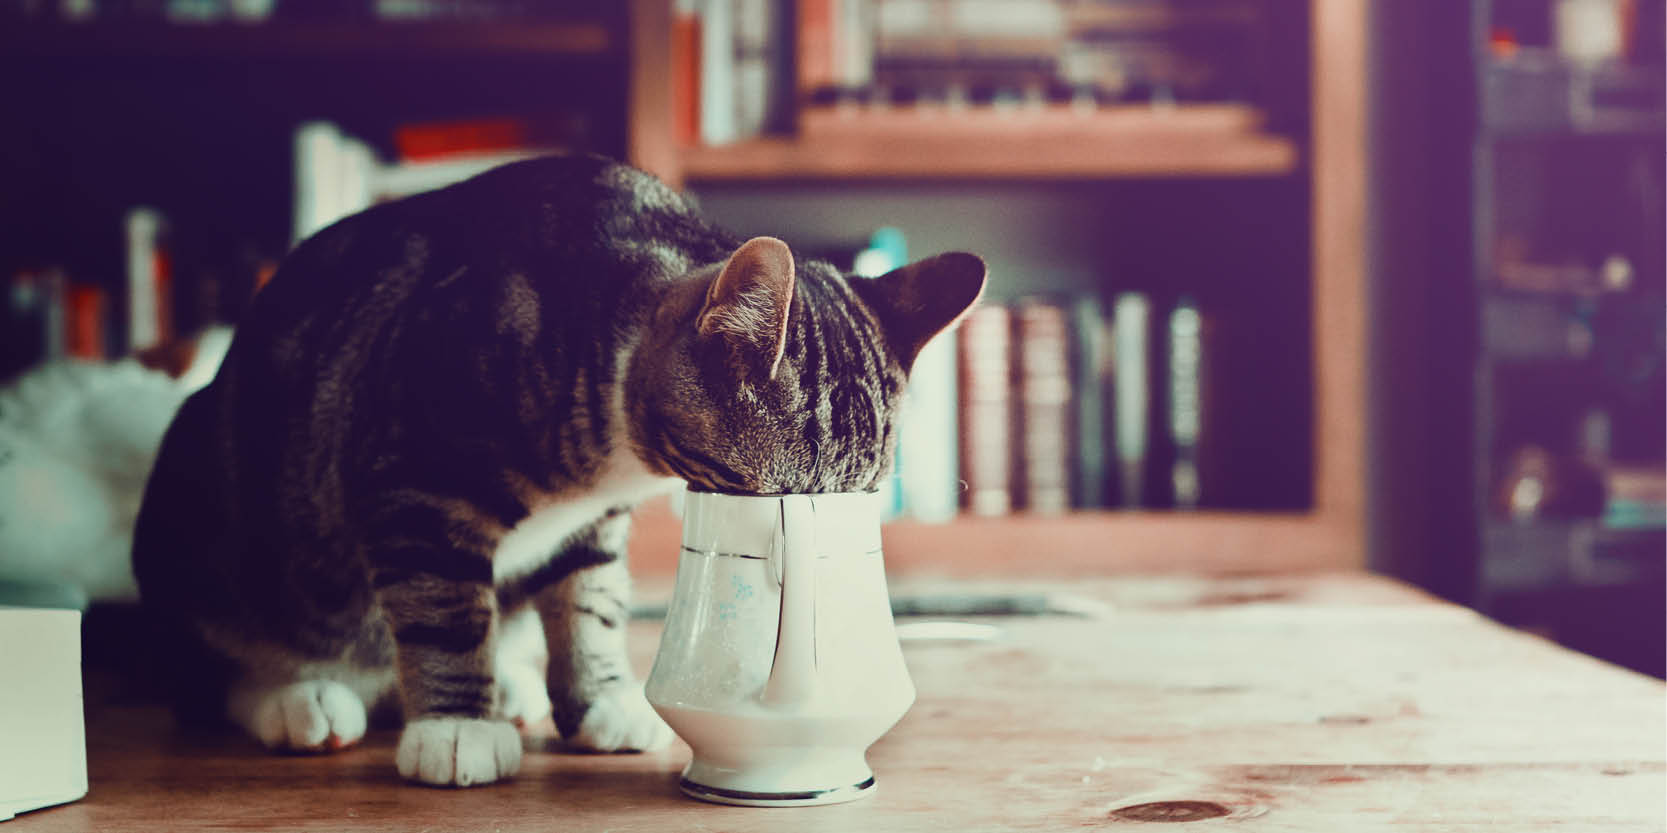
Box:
697, 236, 796, 380
852, 251, 987, 374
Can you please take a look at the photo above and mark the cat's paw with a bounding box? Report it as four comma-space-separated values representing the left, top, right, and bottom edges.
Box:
493, 660, 552, 729
395, 717, 522, 787
247, 680, 368, 752
569, 686, 674, 753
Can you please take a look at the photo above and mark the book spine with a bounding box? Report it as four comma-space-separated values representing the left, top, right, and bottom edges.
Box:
835, 0, 874, 92
124, 207, 170, 353
42, 269, 66, 363
66, 283, 107, 360
1168, 296, 1203, 509
1071, 294, 1109, 509
1112, 292, 1149, 508
699, 0, 738, 145
292, 121, 341, 245
958, 302, 1012, 516
898, 327, 960, 523
798, 0, 834, 98
673, 0, 703, 146
1014, 297, 1072, 514
734, 0, 770, 138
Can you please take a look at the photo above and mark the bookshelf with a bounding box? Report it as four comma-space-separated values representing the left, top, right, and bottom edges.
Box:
1464, 0, 1666, 674
625, 0, 1371, 574
675, 121, 1299, 180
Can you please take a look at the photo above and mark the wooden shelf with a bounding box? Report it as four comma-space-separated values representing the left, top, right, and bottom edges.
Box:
626, 498, 1352, 578
0, 20, 612, 59
677, 108, 1299, 181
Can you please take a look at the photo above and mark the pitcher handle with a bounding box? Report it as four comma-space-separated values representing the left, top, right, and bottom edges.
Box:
762, 494, 817, 708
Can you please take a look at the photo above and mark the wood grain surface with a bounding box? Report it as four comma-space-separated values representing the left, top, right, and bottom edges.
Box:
14, 574, 1664, 832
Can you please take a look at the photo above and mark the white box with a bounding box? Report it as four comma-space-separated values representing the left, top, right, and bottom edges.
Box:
0, 607, 87, 821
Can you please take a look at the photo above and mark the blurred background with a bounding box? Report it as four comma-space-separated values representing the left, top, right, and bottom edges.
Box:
0, 0, 1661, 676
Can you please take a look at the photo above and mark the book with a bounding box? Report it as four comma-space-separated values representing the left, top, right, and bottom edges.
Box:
1071, 294, 1110, 509
958, 302, 1012, 516
798, 0, 836, 100
1167, 295, 1203, 509
836, 0, 876, 94
65, 284, 107, 361
900, 327, 960, 522
734, 0, 774, 139
699, 0, 738, 145
673, 0, 703, 146
292, 121, 548, 246
1111, 292, 1149, 508
1013, 297, 1072, 514
124, 207, 171, 354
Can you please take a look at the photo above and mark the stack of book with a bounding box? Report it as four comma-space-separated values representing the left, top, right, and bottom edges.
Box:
886, 285, 1216, 521
4, 116, 585, 382
675, 0, 1273, 147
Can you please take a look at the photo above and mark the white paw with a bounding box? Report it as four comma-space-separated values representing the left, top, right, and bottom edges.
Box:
494, 661, 552, 728
570, 686, 674, 752
396, 717, 522, 787
248, 680, 367, 752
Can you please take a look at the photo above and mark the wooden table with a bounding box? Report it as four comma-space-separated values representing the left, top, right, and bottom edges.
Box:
14, 573, 1665, 831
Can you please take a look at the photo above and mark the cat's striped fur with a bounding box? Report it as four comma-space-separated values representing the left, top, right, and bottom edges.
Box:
132, 154, 985, 786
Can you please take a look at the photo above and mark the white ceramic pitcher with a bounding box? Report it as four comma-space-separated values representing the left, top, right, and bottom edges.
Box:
644, 489, 915, 807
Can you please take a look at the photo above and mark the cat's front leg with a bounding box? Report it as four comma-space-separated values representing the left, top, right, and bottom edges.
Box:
368, 519, 521, 787
532, 510, 673, 752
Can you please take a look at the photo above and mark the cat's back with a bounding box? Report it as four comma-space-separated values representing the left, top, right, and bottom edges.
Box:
244, 154, 725, 338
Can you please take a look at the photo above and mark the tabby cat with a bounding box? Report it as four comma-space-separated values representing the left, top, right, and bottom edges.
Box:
132, 154, 986, 787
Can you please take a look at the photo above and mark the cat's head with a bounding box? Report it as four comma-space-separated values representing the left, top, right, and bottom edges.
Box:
625, 236, 986, 494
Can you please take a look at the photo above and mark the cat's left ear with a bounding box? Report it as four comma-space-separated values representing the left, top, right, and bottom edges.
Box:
852, 252, 987, 374
698, 236, 796, 379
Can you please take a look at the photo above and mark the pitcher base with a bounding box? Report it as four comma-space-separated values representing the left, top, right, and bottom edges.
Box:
679, 775, 877, 807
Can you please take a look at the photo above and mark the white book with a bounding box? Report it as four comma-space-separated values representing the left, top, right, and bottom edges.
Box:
295, 122, 533, 248
292, 121, 345, 246
699, 0, 739, 145
125, 207, 165, 352
836, 0, 875, 89
0, 607, 86, 821
898, 330, 959, 522
1112, 292, 1149, 508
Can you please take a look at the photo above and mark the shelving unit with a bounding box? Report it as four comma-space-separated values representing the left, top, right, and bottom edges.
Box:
626, 0, 1370, 575
1467, 0, 1665, 675
0, 6, 631, 370
676, 103, 1297, 181
675, 125, 1298, 181
0, 2, 1371, 579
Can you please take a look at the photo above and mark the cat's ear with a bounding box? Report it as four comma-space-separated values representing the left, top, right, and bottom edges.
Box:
852, 252, 987, 373
697, 236, 796, 379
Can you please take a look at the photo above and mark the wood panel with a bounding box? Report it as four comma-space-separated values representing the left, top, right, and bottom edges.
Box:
18, 574, 1664, 831
1308, 0, 1371, 563
678, 129, 1299, 181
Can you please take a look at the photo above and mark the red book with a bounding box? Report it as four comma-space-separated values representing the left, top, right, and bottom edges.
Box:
1014, 298, 1072, 515
672, 2, 702, 146
393, 118, 530, 161
66, 284, 108, 360
799, 0, 835, 98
